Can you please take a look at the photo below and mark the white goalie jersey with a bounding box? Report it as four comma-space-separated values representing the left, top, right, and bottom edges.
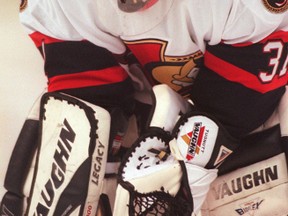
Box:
20, 0, 288, 53
19, 0, 288, 137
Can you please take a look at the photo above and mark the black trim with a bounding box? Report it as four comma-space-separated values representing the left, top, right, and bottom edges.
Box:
4, 119, 39, 195
58, 78, 135, 109
219, 125, 283, 175
43, 40, 120, 78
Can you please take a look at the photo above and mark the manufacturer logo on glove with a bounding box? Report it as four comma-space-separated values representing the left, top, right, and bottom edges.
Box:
262, 0, 288, 13
182, 122, 208, 160
235, 198, 264, 215
33, 119, 76, 215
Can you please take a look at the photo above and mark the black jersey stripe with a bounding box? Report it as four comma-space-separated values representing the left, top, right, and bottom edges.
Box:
29, 32, 121, 77
43, 40, 120, 78
57, 78, 135, 109
190, 68, 285, 139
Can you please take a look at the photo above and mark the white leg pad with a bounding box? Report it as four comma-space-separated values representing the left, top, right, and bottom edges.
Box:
201, 153, 288, 215
26, 92, 110, 216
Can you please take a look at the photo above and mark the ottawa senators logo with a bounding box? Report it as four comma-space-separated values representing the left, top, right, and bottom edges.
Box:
125, 39, 203, 97
262, 0, 288, 13
20, 0, 28, 12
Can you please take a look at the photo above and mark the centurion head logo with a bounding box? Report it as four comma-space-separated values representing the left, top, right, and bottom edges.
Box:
262, 0, 288, 13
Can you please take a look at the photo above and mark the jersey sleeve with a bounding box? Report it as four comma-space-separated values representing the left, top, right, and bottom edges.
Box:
19, 0, 126, 54
19, 0, 134, 108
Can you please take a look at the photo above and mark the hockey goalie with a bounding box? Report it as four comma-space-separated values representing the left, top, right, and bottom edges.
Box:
1, 0, 288, 215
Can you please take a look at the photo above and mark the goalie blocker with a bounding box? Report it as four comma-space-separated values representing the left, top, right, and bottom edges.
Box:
1, 92, 111, 216
113, 84, 239, 215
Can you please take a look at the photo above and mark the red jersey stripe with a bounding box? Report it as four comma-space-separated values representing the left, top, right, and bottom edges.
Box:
29, 32, 65, 48
48, 66, 128, 92
204, 51, 288, 93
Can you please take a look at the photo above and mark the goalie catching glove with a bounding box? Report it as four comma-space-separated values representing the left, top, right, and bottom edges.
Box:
113, 84, 238, 215
114, 128, 193, 216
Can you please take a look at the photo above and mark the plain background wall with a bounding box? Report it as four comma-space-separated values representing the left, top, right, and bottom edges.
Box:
0, 0, 46, 200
